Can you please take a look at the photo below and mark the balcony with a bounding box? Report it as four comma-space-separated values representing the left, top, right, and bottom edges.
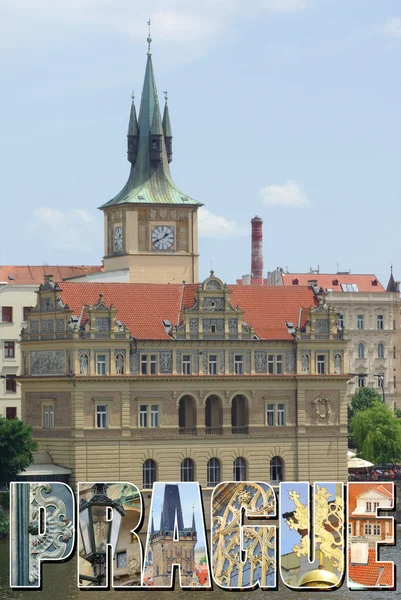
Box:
179, 427, 197, 436
205, 426, 223, 436
232, 426, 249, 435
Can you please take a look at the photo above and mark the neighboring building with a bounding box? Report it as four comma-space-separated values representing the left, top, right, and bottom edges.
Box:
348, 483, 394, 545
0, 265, 101, 419
348, 482, 394, 589
266, 267, 401, 407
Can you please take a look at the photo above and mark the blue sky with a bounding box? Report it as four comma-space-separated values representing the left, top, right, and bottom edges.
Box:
1, 1, 400, 285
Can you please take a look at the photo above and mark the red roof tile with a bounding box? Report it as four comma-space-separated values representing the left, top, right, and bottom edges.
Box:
349, 549, 394, 587
59, 282, 316, 340
282, 273, 385, 292
0, 265, 102, 285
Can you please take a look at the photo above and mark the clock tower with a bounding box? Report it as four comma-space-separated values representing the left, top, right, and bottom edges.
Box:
99, 35, 201, 283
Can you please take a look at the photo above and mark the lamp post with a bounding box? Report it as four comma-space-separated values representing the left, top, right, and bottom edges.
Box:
374, 374, 385, 403
79, 483, 125, 586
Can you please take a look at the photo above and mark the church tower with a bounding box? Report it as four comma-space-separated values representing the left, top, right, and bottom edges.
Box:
99, 34, 201, 283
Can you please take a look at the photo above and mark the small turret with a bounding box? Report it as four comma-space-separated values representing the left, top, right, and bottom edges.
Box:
150, 96, 163, 162
162, 92, 173, 163
127, 92, 139, 164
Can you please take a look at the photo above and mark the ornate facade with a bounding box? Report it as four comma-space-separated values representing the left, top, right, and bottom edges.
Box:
20, 273, 349, 491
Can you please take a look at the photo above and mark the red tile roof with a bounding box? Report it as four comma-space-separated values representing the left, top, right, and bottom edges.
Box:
349, 549, 394, 587
59, 282, 316, 340
0, 265, 102, 285
348, 483, 393, 514
281, 273, 385, 292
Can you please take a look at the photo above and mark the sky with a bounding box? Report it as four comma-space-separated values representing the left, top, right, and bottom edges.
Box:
0, 1, 400, 285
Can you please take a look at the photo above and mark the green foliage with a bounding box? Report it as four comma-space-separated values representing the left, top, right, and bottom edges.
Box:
394, 406, 401, 420
0, 418, 37, 486
350, 402, 401, 464
0, 507, 9, 538
348, 387, 383, 448
0, 492, 9, 510
200, 555, 207, 564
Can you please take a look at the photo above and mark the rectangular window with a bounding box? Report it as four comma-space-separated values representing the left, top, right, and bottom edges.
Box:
276, 355, 283, 375
1, 307, 13, 322
358, 375, 366, 388
317, 355, 326, 375
234, 355, 243, 375
267, 404, 275, 426
151, 404, 159, 428
23, 307, 31, 322
96, 405, 108, 428
182, 354, 192, 375
373, 501, 379, 511
140, 405, 148, 428
277, 404, 285, 426
394, 376, 397, 390
348, 523, 352, 535
338, 314, 344, 329
43, 404, 54, 429
5, 375, 16, 393
364, 524, 372, 535
208, 354, 217, 375
357, 315, 364, 330
96, 354, 106, 375
377, 314, 384, 330
373, 524, 381, 535
141, 355, 157, 375
139, 404, 159, 428
366, 502, 372, 512
116, 551, 127, 569
6, 407, 17, 420
268, 355, 274, 375
4, 341, 15, 358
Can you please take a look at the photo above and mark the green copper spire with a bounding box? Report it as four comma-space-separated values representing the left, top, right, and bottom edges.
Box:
128, 91, 139, 136
99, 37, 200, 208
162, 92, 173, 163
127, 91, 139, 164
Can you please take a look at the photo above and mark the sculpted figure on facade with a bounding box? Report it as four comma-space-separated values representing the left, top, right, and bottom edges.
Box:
334, 353, 342, 374
79, 353, 89, 375
116, 353, 124, 375
301, 353, 310, 374
313, 397, 332, 425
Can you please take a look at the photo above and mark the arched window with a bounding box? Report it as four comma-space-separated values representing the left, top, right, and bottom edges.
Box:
181, 458, 194, 482
207, 457, 221, 487
357, 343, 365, 359
378, 343, 384, 359
143, 459, 156, 489
233, 457, 247, 481
270, 457, 283, 483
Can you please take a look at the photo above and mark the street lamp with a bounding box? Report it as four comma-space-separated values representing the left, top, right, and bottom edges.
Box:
374, 374, 385, 403
79, 483, 125, 586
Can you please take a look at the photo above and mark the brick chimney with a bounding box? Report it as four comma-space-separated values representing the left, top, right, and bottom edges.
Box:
251, 216, 263, 279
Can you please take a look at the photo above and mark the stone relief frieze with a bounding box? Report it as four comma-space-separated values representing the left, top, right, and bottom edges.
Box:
245, 350, 251, 374
175, 350, 182, 375
203, 318, 224, 333
130, 350, 140, 374
205, 280, 222, 290
31, 320, 39, 334
31, 350, 65, 376
40, 297, 55, 312
229, 319, 238, 335
219, 350, 225, 374
160, 351, 173, 373
193, 350, 199, 374
228, 352, 234, 374
315, 319, 330, 333
41, 319, 54, 333
255, 351, 267, 373
203, 297, 224, 311
285, 351, 296, 373
189, 318, 199, 333
312, 397, 333, 425
94, 317, 110, 332
56, 319, 64, 332
202, 351, 208, 374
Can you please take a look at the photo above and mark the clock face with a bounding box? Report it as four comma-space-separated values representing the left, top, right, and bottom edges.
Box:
113, 226, 123, 252
152, 225, 175, 250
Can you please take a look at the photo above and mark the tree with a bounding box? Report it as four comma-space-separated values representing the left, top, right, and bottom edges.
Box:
350, 402, 401, 464
348, 387, 383, 448
0, 418, 37, 486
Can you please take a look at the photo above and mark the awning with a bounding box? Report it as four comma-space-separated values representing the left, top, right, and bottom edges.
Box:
21, 464, 72, 476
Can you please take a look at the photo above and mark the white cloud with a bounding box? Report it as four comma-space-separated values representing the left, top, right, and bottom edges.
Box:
29, 207, 102, 253
0, 0, 310, 49
260, 179, 309, 207
198, 207, 247, 238
381, 17, 401, 38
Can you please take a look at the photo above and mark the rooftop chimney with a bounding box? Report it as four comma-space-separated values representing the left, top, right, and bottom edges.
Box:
251, 216, 263, 279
